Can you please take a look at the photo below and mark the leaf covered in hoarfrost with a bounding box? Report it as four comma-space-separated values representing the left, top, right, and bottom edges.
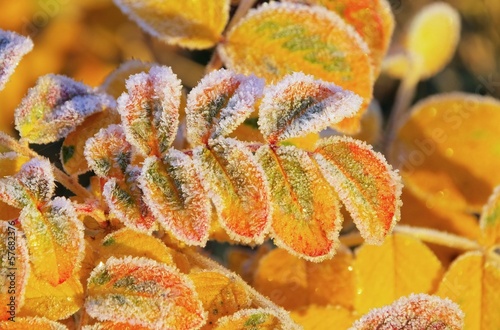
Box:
314, 136, 401, 244
1, 221, 29, 321
15, 74, 115, 144
140, 151, 211, 246
256, 145, 342, 261
117, 65, 181, 157
258, 72, 362, 143
113, 0, 230, 49
20, 197, 84, 286
0, 317, 68, 329
186, 69, 264, 146
480, 186, 500, 246
84, 125, 132, 179
0, 29, 33, 91
82, 322, 150, 330
193, 138, 271, 244
349, 294, 464, 330
0, 158, 55, 209
214, 308, 294, 330
86, 256, 206, 329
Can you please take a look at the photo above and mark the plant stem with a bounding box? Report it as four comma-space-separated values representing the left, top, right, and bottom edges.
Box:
0, 132, 94, 200
394, 225, 481, 251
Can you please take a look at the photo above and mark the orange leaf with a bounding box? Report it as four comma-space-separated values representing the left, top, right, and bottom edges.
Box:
480, 186, 500, 246
0, 30, 33, 91
256, 145, 341, 260
82, 322, 150, 330
220, 2, 374, 134
389, 93, 500, 213
0, 316, 68, 329
140, 152, 212, 246
86, 256, 206, 329
314, 136, 401, 244
1, 221, 29, 321
194, 138, 271, 244
350, 294, 464, 330
354, 233, 444, 314
114, 0, 230, 49
189, 270, 252, 328
437, 251, 500, 330
214, 308, 296, 330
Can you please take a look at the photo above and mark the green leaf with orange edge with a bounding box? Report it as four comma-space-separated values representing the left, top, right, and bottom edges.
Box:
349, 294, 464, 330
354, 233, 444, 314
0, 316, 68, 329
140, 151, 212, 246
189, 270, 252, 329
186, 69, 264, 147
85, 256, 206, 329
14, 74, 115, 144
480, 185, 500, 246
0, 29, 33, 91
436, 251, 500, 330
1, 221, 29, 321
284, 0, 394, 77
258, 72, 362, 144
388, 93, 500, 214
214, 308, 298, 330
193, 138, 271, 245
113, 0, 230, 49
0, 158, 55, 209
219, 1, 374, 134
20, 197, 85, 286
314, 136, 401, 244
291, 305, 355, 330
61, 107, 121, 176
253, 247, 355, 311
117, 65, 182, 157
256, 144, 342, 261
0, 152, 30, 219
18, 273, 83, 321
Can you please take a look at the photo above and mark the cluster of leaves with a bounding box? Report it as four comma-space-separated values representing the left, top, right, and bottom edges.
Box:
1, 0, 500, 329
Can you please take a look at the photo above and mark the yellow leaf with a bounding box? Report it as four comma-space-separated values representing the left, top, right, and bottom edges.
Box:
389, 93, 500, 213
114, 0, 230, 49
291, 305, 355, 330
354, 233, 444, 314
214, 308, 296, 330
0, 316, 68, 329
220, 2, 374, 134
253, 248, 355, 310
480, 186, 500, 246
100, 60, 153, 99
405, 2, 461, 79
189, 270, 252, 329
350, 294, 464, 330
0, 152, 30, 219
437, 251, 500, 330
19, 273, 84, 321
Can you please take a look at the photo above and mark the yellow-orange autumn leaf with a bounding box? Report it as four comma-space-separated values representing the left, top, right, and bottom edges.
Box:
214, 308, 297, 330
389, 93, 500, 213
82, 322, 150, 330
219, 2, 373, 134
291, 305, 355, 330
1, 221, 29, 321
86, 256, 205, 329
437, 251, 500, 330
354, 233, 444, 314
113, 0, 230, 49
350, 294, 464, 330
0, 316, 68, 329
0, 152, 30, 219
253, 248, 355, 310
189, 270, 252, 329
480, 186, 500, 246
284, 0, 394, 77
100, 60, 154, 99
18, 273, 83, 321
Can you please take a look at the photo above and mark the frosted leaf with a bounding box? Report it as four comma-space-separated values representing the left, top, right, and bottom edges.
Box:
0, 30, 33, 91
117, 65, 181, 157
20, 197, 85, 286
214, 308, 292, 330
314, 136, 402, 244
0, 158, 55, 208
0, 316, 68, 329
258, 72, 362, 143
103, 169, 157, 233
84, 124, 133, 179
349, 294, 464, 330
480, 185, 500, 246
186, 69, 264, 146
193, 138, 271, 244
82, 322, 150, 330
256, 144, 341, 261
85, 256, 206, 329
15, 74, 115, 144
139, 151, 211, 246
1, 221, 30, 320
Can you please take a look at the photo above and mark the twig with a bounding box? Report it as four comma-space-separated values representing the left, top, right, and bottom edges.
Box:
394, 225, 481, 251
